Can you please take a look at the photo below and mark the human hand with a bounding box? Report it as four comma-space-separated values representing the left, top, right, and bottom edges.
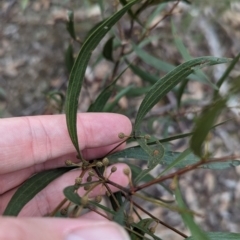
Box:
0, 113, 132, 240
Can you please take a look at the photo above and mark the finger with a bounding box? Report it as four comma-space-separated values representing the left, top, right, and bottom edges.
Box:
0, 142, 125, 195
0, 113, 132, 174
0, 217, 130, 240
0, 163, 131, 216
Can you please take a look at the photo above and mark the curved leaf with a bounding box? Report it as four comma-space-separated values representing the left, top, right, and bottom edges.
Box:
186, 232, 240, 240
88, 67, 127, 112
134, 57, 231, 130
64, 185, 116, 215
65, 43, 75, 73
3, 167, 73, 216
66, 10, 76, 40
65, 0, 139, 156
108, 146, 240, 170
103, 36, 115, 62
190, 98, 226, 157
175, 183, 210, 240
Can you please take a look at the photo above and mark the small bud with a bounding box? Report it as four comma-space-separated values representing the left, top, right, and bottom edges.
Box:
144, 134, 151, 140
149, 227, 155, 233
75, 177, 82, 185
65, 160, 73, 166
118, 132, 125, 139
123, 168, 130, 176
111, 166, 117, 173
88, 170, 95, 177
87, 176, 92, 182
96, 161, 103, 168
127, 215, 134, 224
102, 157, 109, 166
60, 208, 68, 216
95, 195, 102, 203
84, 184, 91, 191
81, 195, 89, 206
153, 150, 159, 156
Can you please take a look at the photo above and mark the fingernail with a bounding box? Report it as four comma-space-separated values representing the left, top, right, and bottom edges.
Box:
66, 223, 130, 240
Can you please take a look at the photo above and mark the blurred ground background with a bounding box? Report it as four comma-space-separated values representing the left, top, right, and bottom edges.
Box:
1, 0, 240, 239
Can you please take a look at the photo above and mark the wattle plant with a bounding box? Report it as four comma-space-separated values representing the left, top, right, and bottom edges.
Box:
4, 1, 240, 239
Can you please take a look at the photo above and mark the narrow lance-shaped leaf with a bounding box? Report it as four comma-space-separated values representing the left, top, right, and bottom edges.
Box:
127, 61, 159, 84
174, 181, 210, 240
190, 98, 227, 157
158, 148, 191, 177
65, 43, 75, 73
113, 200, 128, 226
103, 36, 115, 62
213, 52, 240, 100
133, 44, 221, 87
134, 56, 231, 130
134, 139, 165, 183
137, 138, 165, 168
4, 167, 74, 216
66, 10, 76, 40
64, 186, 116, 215
65, 0, 139, 157
104, 85, 133, 112
130, 218, 156, 240
186, 232, 240, 240
88, 67, 128, 112
130, 221, 163, 240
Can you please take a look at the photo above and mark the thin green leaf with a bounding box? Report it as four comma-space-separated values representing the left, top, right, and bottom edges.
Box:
134, 57, 231, 130
216, 52, 240, 90
129, 163, 173, 195
128, 62, 159, 84
145, 3, 167, 28
176, 78, 188, 108
186, 232, 240, 240
134, 140, 164, 183
190, 98, 227, 157
85, 19, 107, 41
120, 85, 152, 97
171, 19, 216, 107
201, 160, 240, 170
175, 183, 210, 240
98, 0, 105, 18
110, 191, 123, 212
113, 200, 127, 226
103, 36, 115, 62
88, 67, 127, 112
63, 186, 116, 215
65, 43, 75, 73
109, 145, 239, 170
104, 85, 133, 112
131, 222, 163, 240
66, 11, 76, 40
131, 218, 155, 240
172, 20, 191, 61
137, 138, 165, 168
132, 43, 175, 73
119, 0, 142, 27
158, 148, 191, 177
133, 44, 219, 87
4, 168, 73, 216
65, 0, 139, 157
214, 53, 240, 99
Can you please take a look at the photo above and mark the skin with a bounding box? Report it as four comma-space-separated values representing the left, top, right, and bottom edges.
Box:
0, 113, 132, 240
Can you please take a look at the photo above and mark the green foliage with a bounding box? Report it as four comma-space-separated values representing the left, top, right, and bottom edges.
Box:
3, 168, 74, 216
4, 1, 240, 240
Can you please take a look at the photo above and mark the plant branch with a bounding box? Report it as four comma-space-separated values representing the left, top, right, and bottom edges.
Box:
134, 155, 240, 192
